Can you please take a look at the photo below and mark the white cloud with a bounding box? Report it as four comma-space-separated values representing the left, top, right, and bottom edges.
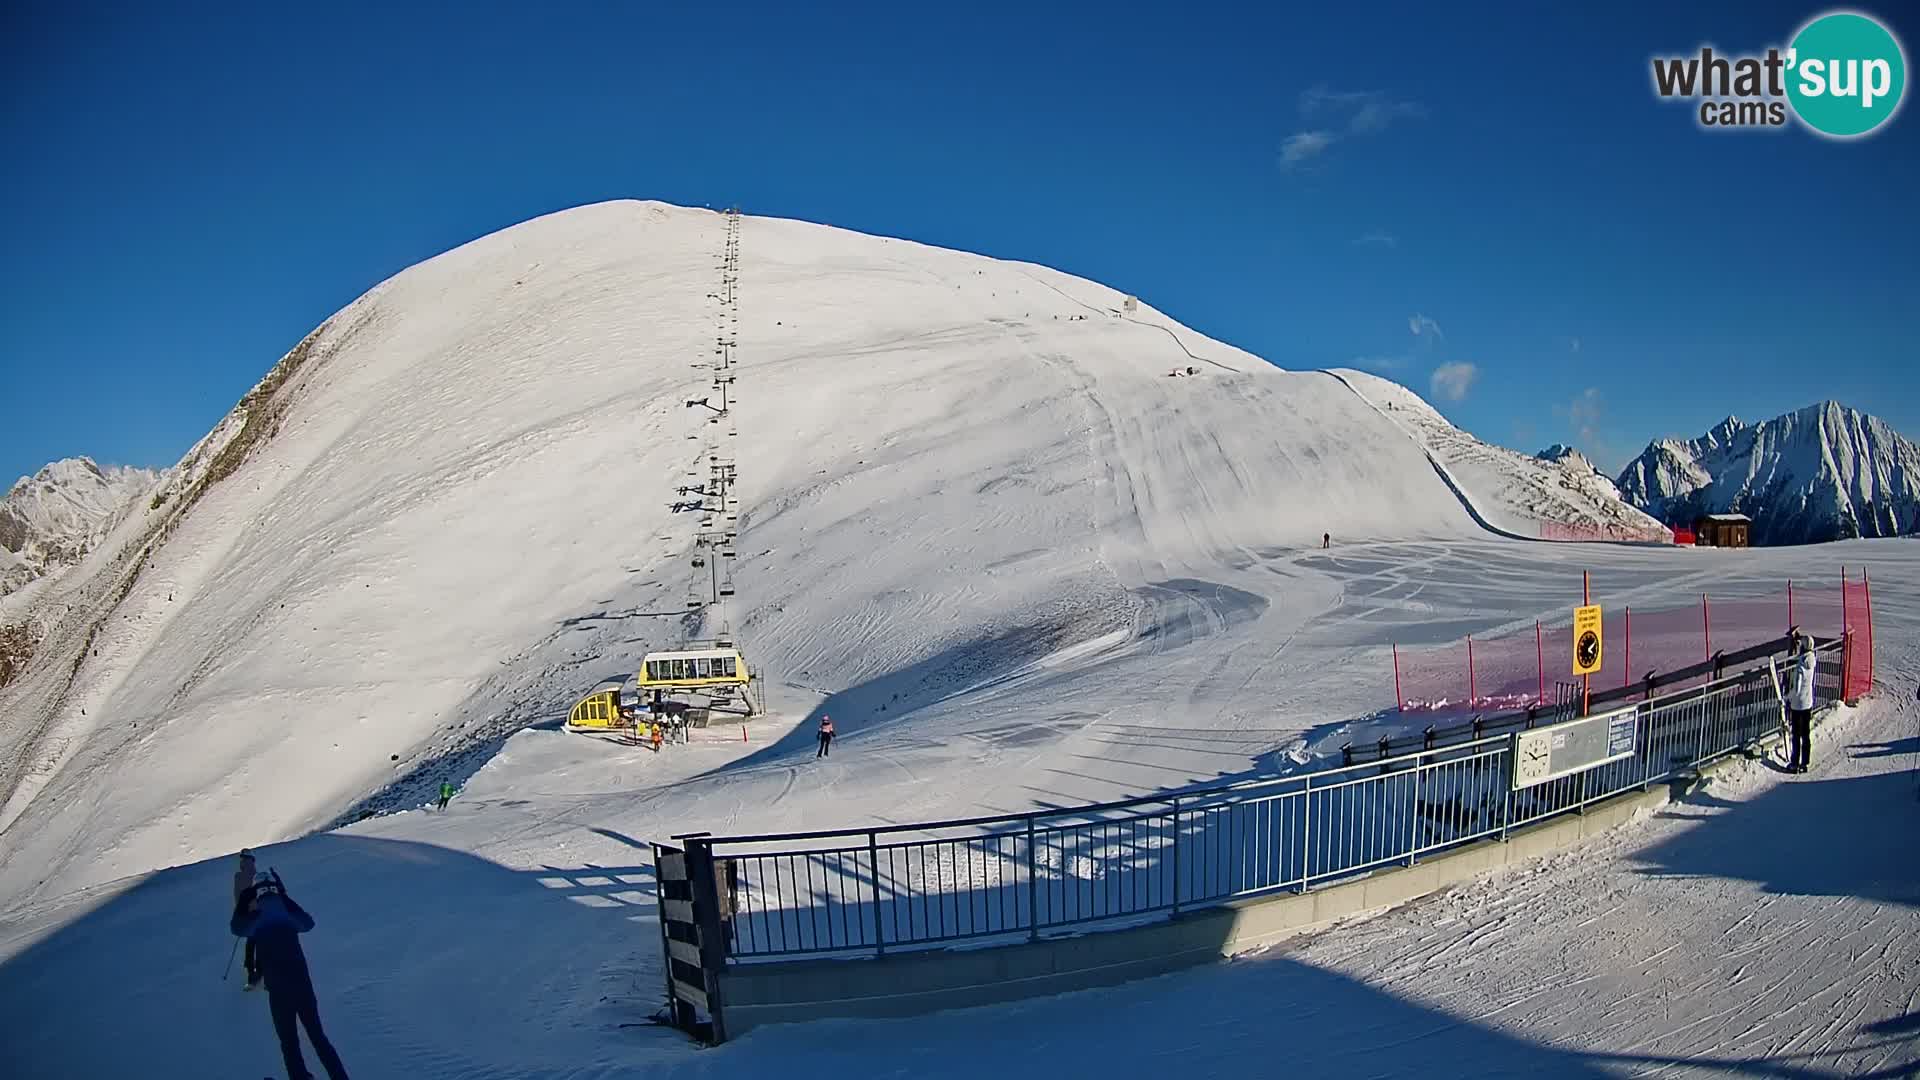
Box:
1430, 361, 1478, 402
1565, 387, 1604, 445
1281, 87, 1424, 174
1280, 131, 1337, 170
1408, 313, 1444, 339
1354, 231, 1397, 249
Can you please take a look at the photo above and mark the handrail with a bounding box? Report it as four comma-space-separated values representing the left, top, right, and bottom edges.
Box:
689, 659, 1838, 963
703, 638, 1832, 848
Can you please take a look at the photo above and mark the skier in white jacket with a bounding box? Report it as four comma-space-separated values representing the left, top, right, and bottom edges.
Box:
1785, 633, 1818, 773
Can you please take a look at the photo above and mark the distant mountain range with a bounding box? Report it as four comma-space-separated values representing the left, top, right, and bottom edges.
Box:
0, 458, 158, 597
1616, 401, 1920, 545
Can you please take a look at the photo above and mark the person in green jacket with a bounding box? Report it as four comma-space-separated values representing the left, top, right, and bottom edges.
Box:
436, 781, 455, 811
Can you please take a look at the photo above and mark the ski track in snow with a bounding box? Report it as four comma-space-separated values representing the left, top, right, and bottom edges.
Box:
0, 201, 1914, 1078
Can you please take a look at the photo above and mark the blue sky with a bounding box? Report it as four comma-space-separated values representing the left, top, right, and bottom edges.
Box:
2, 0, 1913, 483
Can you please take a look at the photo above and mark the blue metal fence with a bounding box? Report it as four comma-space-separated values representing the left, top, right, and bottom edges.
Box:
699, 641, 1844, 961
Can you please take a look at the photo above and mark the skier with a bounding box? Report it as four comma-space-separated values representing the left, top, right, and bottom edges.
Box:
231, 871, 351, 1080
816, 714, 834, 758
436, 780, 455, 811
1322, 532, 1330, 550
651, 722, 664, 753
1785, 632, 1818, 773
232, 849, 262, 989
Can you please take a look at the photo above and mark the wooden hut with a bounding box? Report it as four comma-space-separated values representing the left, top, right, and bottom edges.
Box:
1693, 513, 1752, 548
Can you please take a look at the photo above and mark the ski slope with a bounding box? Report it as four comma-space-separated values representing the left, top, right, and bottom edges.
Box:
0, 201, 1913, 1078
0, 200, 1625, 908
1334, 368, 1670, 541
0, 538, 1912, 1079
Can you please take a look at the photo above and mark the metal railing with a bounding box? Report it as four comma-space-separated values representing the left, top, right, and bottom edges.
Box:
693, 640, 1844, 962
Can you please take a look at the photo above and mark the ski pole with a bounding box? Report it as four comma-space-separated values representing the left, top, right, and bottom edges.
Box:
222, 936, 240, 981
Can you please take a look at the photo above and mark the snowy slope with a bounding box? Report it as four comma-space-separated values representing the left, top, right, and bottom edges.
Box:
1618, 402, 1920, 544
1331, 369, 1668, 540
0, 199, 1549, 908
0, 457, 157, 599
0, 538, 1911, 1080
0, 196, 1910, 1076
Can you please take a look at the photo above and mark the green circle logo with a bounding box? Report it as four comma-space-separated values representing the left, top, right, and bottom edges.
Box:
1787, 11, 1907, 137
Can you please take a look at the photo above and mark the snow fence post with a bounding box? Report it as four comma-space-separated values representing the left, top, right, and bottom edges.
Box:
1392, 644, 1403, 712
1841, 568, 1854, 702
1623, 607, 1632, 691
1467, 635, 1477, 709
1535, 622, 1544, 707
1702, 594, 1713, 668
1863, 569, 1875, 696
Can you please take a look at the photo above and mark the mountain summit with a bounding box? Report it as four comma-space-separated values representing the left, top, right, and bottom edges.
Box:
0, 457, 157, 597
1616, 401, 1920, 544
0, 200, 1654, 904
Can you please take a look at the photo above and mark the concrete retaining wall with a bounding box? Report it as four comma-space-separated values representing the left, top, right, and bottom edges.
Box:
717, 746, 1765, 1037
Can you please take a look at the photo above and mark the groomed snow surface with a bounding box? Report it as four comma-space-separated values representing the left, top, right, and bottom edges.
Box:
0, 202, 1914, 1077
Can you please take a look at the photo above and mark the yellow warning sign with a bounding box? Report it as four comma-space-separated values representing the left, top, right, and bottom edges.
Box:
1573, 604, 1603, 676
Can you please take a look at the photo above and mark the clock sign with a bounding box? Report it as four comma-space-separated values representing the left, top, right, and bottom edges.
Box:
1572, 604, 1603, 676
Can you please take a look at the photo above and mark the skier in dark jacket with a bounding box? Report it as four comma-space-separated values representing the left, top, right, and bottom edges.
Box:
231, 872, 351, 1080
233, 849, 261, 988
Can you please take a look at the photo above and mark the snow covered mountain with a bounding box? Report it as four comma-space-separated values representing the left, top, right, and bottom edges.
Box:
0, 457, 157, 599
1616, 402, 1920, 545
1, 199, 1915, 1080
0, 200, 1649, 909
1332, 371, 1668, 541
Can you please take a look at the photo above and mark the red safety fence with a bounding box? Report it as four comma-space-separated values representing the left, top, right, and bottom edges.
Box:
1843, 568, 1874, 701
1394, 570, 1875, 714
1538, 521, 1675, 544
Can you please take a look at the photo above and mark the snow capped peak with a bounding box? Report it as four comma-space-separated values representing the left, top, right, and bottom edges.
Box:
1617, 401, 1920, 543
1, 457, 160, 597
1535, 444, 1599, 474
11, 456, 105, 497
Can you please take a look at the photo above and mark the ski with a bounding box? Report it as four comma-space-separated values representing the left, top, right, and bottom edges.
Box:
1766, 658, 1789, 768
